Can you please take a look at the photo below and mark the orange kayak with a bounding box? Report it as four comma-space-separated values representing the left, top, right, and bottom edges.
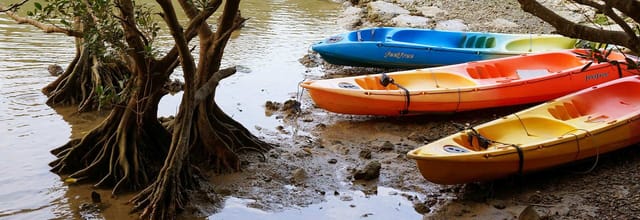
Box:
301, 49, 639, 116
407, 75, 640, 184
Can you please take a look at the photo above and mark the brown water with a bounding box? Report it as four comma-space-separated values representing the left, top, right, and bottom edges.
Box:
0, 1, 422, 219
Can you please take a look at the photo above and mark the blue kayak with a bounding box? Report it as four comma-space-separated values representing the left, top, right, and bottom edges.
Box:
311, 27, 578, 68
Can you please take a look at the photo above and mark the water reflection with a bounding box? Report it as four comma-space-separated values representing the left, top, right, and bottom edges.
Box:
209, 187, 422, 220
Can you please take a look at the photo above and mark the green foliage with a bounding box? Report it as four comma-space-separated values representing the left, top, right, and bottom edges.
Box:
95, 75, 130, 110
134, 3, 161, 58
25, 0, 161, 61
593, 13, 610, 25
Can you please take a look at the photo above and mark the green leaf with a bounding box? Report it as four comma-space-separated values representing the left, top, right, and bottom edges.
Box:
34, 2, 42, 10
594, 14, 609, 25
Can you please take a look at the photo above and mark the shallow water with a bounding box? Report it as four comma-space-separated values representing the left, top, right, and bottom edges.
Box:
1, 1, 421, 219
210, 187, 422, 220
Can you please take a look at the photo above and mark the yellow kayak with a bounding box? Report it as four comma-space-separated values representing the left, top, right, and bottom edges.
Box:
407, 75, 640, 184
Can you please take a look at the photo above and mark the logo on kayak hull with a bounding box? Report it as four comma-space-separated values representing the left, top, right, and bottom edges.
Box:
384, 51, 415, 59
585, 72, 608, 81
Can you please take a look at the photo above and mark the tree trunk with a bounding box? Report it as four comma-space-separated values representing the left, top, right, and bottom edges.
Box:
49, 69, 170, 193
42, 42, 129, 112
130, 1, 272, 218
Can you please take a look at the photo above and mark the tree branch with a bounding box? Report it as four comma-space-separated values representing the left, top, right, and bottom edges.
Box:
207, 0, 240, 60
156, 0, 220, 74
0, 0, 29, 12
573, 0, 640, 45
115, 0, 150, 74
518, 0, 640, 53
602, 3, 639, 43
179, 0, 221, 39
606, 0, 640, 23
156, 0, 196, 92
194, 67, 236, 104
0, 4, 83, 37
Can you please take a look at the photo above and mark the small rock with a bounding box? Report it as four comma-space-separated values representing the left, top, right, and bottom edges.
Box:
338, 6, 364, 29
91, 191, 101, 203
380, 141, 394, 151
353, 161, 381, 180
340, 195, 353, 201
293, 149, 311, 158
265, 101, 281, 111
367, 1, 410, 22
407, 131, 427, 143
48, 64, 63, 76
493, 200, 506, 209
391, 14, 429, 28
419, 6, 447, 18
276, 125, 290, 134
359, 149, 372, 159
414, 201, 431, 214
328, 158, 338, 164
291, 168, 307, 184
282, 99, 301, 113
435, 19, 468, 31
518, 205, 541, 220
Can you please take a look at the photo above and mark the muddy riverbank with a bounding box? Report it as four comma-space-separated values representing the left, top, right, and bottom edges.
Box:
3, 0, 639, 219
210, 0, 640, 219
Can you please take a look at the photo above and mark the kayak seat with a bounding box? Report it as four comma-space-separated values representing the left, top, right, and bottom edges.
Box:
548, 100, 585, 121
349, 28, 387, 42
355, 76, 395, 90
454, 116, 577, 151
506, 37, 577, 52
355, 72, 477, 90
466, 63, 517, 79
460, 35, 496, 48
568, 80, 640, 120
468, 52, 582, 80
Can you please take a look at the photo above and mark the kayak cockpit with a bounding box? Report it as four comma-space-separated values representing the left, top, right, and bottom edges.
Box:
550, 80, 640, 122
505, 36, 577, 52
453, 116, 577, 151
354, 72, 477, 90
465, 52, 585, 80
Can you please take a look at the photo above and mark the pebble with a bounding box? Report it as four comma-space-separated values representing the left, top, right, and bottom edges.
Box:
353, 161, 381, 180
291, 168, 307, 183
359, 149, 372, 159
380, 141, 394, 151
